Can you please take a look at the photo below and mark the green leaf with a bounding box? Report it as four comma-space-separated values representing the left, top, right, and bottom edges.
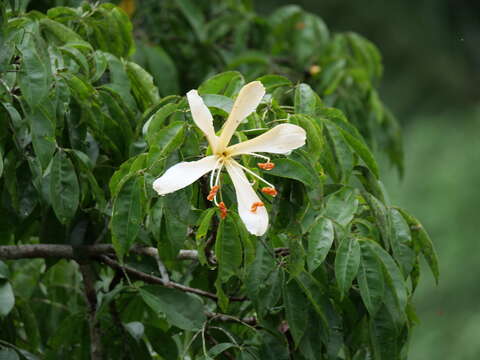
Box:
369, 306, 401, 360
140, 286, 206, 331
283, 279, 309, 348
363, 192, 391, 250
319, 109, 379, 178
146, 103, 180, 145
396, 208, 439, 284
0, 261, 9, 279
27, 105, 56, 170
307, 217, 334, 272
0, 348, 19, 360
17, 34, 50, 108
40, 17, 86, 44
323, 187, 358, 226
126, 61, 160, 111
389, 208, 415, 276
176, 0, 206, 42
0, 280, 14, 317
257, 74, 292, 91
207, 343, 237, 358
294, 83, 320, 116
141, 44, 179, 96
111, 176, 144, 260
202, 94, 233, 114
263, 158, 316, 187
323, 120, 354, 182
215, 215, 243, 282
335, 237, 361, 298
245, 243, 276, 300
365, 240, 408, 315
50, 150, 80, 224
198, 71, 243, 95
291, 114, 324, 162
357, 240, 385, 315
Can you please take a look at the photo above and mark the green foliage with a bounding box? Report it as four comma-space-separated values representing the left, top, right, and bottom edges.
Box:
0, 1, 437, 359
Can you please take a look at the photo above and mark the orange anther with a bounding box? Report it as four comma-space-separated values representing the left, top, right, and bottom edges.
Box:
258, 162, 275, 170
207, 185, 220, 201
218, 202, 228, 219
261, 187, 278, 197
250, 201, 265, 213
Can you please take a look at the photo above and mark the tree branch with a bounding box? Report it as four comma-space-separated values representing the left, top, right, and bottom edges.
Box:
97, 255, 245, 302
78, 262, 103, 360
0, 244, 198, 261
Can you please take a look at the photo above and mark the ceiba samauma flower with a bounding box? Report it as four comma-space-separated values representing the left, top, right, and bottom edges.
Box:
153, 81, 306, 236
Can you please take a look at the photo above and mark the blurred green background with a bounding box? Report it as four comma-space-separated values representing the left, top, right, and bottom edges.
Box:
27, 0, 480, 358
261, 0, 480, 358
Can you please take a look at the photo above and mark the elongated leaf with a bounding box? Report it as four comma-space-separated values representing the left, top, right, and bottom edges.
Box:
389, 208, 415, 276
177, 0, 206, 41
307, 217, 334, 272
215, 215, 243, 282
27, 106, 56, 170
396, 208, 439, 284
363, 192, 391, 250
283, 280, 309, 347
141, 44, 179, 96
126, 61, 160, 111
365, 240, 408, 315
323, 120, 354, 182
335, 237, 361, 298
198, 71, 243, 95
111, 176, 144, 260
50, 150, 80, 224
140, 286, 206, 331
257, 74, 291, 91
357, 240, 385, 315
263, 158, 316, 187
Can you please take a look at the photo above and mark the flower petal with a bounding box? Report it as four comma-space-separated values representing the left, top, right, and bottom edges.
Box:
186, 90, 219, 151
227, 123, 306, 155
226, 161, 268, 236
153, 155, 218, 195
218, 81, 265, 149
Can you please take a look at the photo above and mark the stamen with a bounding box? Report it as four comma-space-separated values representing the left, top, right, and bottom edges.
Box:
258, 162, 275, 170
218, 202, 228, 219
207, 186, 220, 201
242, 152, 270, 162
261, 187, 278, 196
209, 157, 223, 188
250, 202, 264, 213
235, 162, 276, 189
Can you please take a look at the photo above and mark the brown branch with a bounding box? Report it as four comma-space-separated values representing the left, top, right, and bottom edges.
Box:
97, 255, 245, 302
78, 263, 103, 360
0, 244, 198, 261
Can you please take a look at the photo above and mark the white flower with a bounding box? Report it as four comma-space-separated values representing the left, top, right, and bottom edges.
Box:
153, 81, 306, 236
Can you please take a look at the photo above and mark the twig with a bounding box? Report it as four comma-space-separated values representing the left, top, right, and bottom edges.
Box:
78, 263, 103, 360
205, 311, 257, 326
97, 255, 245, 302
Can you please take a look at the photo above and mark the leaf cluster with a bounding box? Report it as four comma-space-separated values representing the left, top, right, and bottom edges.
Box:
0, 2, 437, 359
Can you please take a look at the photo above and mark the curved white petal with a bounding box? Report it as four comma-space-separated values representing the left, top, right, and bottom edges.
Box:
187, 90, 219, 151
153, 155, 218, 195
227, 123, 306, 156
226, 161, 268, 236
218, 81, 265, 150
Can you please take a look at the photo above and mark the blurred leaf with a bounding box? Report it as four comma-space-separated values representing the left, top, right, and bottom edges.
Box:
176, 0, 206, 42
334, 236, 360, 298
111, 176, 144, 260
141, 44, 179, 96
126, 61, 160, 111
257, 74, 292, 91
0, 280, 14, 317
50, 150, 80, 224
0, 348, 19, 360
140, 286, 206, 331
306, 217, 334, 272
